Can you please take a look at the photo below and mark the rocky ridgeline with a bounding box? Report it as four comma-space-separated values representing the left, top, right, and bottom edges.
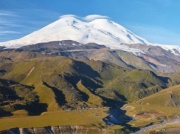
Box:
1, 126, 103, 134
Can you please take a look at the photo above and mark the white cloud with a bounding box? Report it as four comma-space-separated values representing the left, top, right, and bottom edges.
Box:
0, 11, 18, 17
85, 15, 109, 21
60, 14, 109, 22
0, 31, 21, 35
0, 9, 59, 42
0, 11, 23, 39
0, 20, 23, 27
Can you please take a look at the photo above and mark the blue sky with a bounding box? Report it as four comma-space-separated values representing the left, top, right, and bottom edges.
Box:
0, 0, 180, 45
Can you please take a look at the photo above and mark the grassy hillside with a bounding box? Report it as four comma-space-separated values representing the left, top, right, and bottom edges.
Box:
0, 55, 170, 115
168, 72, 180, 85
0, 53, 176, 133
136, 85, 180, 107
87, 60, 169, 102
116, 50, 152, 70
0, 78, 45, 116
77, 81, 103, 107
1, 56, 104, 112
90, 48, 129, 68
123, 85, 180, 127
0, 108, 108, 131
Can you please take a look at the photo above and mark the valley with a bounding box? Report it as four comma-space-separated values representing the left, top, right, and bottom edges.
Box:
0, 108, 108, 131
0, 43, 179, 133
0, 15, 179, 134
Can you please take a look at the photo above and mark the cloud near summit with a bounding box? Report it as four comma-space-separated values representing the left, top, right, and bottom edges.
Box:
59, 14, 109, 22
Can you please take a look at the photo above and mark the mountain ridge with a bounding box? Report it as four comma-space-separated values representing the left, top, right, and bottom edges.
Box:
1, 14, 180, 56
0, 15, 150, 49
0, 14, 179, 69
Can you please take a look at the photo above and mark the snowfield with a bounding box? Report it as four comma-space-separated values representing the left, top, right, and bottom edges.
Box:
0, 15, 179, 55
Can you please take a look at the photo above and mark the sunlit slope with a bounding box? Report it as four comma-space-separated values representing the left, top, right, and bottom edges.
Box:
123, 85, 180, 127
90, 61, 169, 102
3, 57, 102, 111
1, 56, 170, 114
0, 78, 43, 116
136, 84, 180, 107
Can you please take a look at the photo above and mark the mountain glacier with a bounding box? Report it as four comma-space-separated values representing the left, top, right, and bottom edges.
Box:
0, 15, 179, 55
0, 15, 150, 48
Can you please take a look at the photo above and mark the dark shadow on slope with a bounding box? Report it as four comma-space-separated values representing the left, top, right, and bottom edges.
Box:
104, 107, 140, 133
62, 78, 89, 102
43, 82, 67, 106
81, 77, 103, 92
0, 78, 18, 86
25, 102, 48, 116
0, 79, 47, 116
157, 76, 170, 85
62, 60, 103, 96
0, 86, 20, 102
111, 50, 136, 69
64, 74, 102, 102
65, 74, 103, 93
114, 91, 127, 102
73, 84, 89, 102
150, 71, 169, 83
72, 60, 103, 85
0, 70, 6, 76
0, 108, 13, 117
101, 96, 140, 133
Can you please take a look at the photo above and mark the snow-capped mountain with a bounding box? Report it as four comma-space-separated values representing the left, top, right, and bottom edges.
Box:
0, 15, 180, 55
0, 15, 149, 48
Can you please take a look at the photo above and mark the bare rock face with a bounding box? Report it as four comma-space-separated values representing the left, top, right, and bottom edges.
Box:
21, 41, 180, 73
1, 126, 102, 134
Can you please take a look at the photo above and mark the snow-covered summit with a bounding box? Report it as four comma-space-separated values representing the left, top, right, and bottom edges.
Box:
0, 14, 179, 55
0, 15, 150, 49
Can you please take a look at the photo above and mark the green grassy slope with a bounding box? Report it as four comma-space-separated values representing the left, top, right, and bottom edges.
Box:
116, 50, 152, 70
0, 108, 108, 131
0, 78, 44, 116
0, 55, 171, 118
123, 85, 180, 127
2, 56, 104, 112
136, 84, 180, 107
86, 60, 169, 102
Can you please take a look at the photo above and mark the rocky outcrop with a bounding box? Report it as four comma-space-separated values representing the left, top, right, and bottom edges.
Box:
1, 126, 102, 134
